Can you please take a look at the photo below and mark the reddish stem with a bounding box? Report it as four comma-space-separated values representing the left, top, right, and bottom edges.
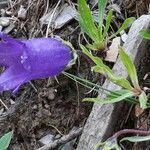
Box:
111, 129, 150, 139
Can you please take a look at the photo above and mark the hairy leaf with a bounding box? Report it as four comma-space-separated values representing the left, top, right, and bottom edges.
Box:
0, 131, 13, 150
92, 65, 133, 90
81, 45, 133, 90
78, 0, 99, 41
103, 9, 113, 39
109, 17, 135, 39
98, 0, 108, 28
119, 46, 140, 89
140, 30, 150, 40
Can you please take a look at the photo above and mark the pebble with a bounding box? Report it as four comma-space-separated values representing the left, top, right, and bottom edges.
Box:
39, 133, 54, 145
18, 5, 27, 20
3, 23, 15, 34
0, 17, 10, 27
0, 108, 4, 115
54, 134, 61, 139
10, 99, 15, 105
0, 25, 2, 31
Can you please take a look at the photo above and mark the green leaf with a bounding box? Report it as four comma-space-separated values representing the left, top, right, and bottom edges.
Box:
119, 46, 140, 89
103, 9, 113, 39
98, 0, 108, 28
95, 140, 121, 150
87, 41, 106, 51
83, 90, 134, 104
139, 91, 148, 109
63, 71, 143, 105
0, 131, 13, 150
109, 17, 135, 39
78, 0, 99, 41
80, 44, 104, 65
120, 135, 150, 143
81, 45, 133, 90
140, 30, 150, 40
92, 65, 133, 90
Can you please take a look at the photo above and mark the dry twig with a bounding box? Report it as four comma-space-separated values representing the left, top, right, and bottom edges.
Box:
36, 127, 83, 150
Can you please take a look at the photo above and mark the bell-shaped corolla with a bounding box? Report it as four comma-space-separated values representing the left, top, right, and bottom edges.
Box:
0, 32, 73, 92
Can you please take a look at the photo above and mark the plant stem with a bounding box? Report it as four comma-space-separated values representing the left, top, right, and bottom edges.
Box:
111, 129, 150, 139
63, 72, 141, 104
63, 72, 150, 107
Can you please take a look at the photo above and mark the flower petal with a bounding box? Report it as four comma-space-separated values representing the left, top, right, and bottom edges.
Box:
22, 38, 72, 78
0, 64, 28, 91
0, 34, 74, 93
0, 32, 25, 67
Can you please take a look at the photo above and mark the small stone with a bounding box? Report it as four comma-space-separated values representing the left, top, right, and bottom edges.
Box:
0, 9, 6, 17
3, 23, 15, 34
120, 31, 128, 43
44, 104, 49, 109
0, 17, 10, 27
33, 105, 38, 110
40, 3, 76, 29
48, 88, 56, 100
105, 37, 121, 62
61, 138, 76, 150
48, 92, 55, 100
6, 10, 13, 16
10, 99, 15, 105
54, 4, 76, 29
54, 134, 61, 139
39, 134, 54, 145
0, 26, 2, 32
0, 108, 4, 115
18, 5, 27, 20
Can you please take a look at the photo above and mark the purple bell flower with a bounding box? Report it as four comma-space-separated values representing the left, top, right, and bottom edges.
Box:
0, 32, 73, 92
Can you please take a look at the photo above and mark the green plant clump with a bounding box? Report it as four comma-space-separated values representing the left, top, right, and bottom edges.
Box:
78, 0, 135, 51
81, 45, 149, 109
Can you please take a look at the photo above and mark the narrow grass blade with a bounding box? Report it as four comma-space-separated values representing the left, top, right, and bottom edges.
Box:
78, 0, 99, 41
109, 17, 135, 39
83, 90, 134, 104
63, 71, 109, 93
98, 0, 108, 29
119, 46, 140, 89
140, 30, 150, 40
0, 131, 13, 150
63, 71, 147, 105
103, 9, 113, 39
